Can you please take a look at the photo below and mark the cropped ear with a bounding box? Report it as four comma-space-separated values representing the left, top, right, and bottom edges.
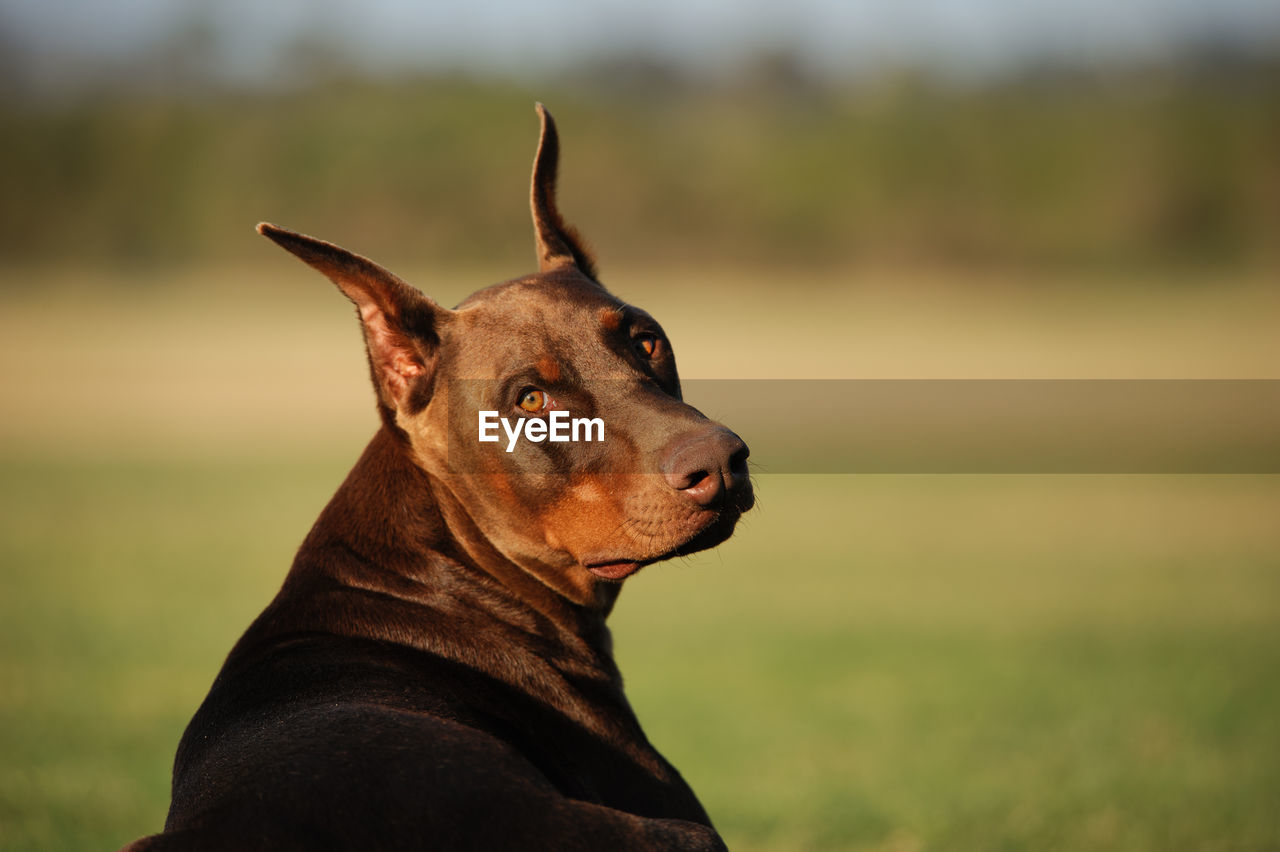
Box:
257, 223, 450, 419
530, 104, 599, 280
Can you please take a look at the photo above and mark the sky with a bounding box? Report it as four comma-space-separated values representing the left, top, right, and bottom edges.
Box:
2, 0, 1278, 85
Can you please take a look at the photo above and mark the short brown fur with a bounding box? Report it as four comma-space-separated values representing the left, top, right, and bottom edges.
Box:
598, 305, 624, 331
124, 107, 752, 852
535, 354, 563, 384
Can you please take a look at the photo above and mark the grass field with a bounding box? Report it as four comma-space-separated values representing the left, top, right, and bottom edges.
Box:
2, 267, 1278, 850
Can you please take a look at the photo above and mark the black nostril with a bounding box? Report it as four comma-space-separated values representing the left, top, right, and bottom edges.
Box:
683, 469, 711, 490
728, 445, 750, 477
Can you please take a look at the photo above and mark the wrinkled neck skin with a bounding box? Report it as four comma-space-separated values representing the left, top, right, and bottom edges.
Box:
238, 426, 633, 732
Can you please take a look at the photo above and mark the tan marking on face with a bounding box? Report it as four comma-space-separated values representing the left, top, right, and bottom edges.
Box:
535, 472, 716, 568
535, 355, 561, 384
568, 478, 608, 503
482, 470, 518, 501
598, 307, 623, 331
539, 474, 632, 554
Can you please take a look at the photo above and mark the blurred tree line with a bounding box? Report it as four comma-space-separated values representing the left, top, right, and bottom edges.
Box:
1, 52, 1277, 276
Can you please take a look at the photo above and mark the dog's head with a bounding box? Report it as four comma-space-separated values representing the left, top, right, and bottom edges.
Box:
260, 106, 752, 605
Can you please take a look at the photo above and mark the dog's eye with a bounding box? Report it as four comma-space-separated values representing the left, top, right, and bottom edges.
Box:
518, 388, 547, 413
634, 334, 659, 358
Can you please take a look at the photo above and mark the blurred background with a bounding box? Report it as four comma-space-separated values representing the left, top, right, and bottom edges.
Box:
1, 1, 1278, 850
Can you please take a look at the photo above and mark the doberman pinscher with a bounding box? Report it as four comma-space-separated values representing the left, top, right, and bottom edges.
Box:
124, 105, 752, 851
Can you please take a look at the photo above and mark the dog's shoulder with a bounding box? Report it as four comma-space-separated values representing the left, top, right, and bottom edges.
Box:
170, 631, 710, 827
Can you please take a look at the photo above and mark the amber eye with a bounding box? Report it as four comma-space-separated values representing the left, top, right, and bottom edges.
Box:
518, 388, 547, 412
634, 334, 659, 358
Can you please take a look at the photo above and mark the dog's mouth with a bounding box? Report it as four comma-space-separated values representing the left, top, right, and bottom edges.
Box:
583, 500, 749, 582
585, 560, 646, 581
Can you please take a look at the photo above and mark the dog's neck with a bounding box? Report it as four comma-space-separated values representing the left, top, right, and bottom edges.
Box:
230, 427, 659, 767
295, 426, 616, 650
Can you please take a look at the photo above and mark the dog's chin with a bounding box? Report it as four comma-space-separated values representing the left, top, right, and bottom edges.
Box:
584, 506, 747, 583
667, 507, 745, 559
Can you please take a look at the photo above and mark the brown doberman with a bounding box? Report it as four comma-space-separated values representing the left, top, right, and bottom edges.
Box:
122, 105, 752, 851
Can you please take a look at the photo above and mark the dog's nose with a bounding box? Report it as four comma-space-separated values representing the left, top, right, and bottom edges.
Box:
661, 429, 751, 507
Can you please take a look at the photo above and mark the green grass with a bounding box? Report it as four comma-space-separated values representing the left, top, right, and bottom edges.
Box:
2, 463, 1277, 851
0, 458, 344, 851
1, 265, 1277, 849
616, 475, 1280, 851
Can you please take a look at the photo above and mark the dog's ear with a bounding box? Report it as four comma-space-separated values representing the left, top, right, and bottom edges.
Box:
257, 223, 450, 418
530, 104, 599, 281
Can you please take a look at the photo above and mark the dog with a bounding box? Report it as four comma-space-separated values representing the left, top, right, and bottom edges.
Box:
123, 105, 752, 851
